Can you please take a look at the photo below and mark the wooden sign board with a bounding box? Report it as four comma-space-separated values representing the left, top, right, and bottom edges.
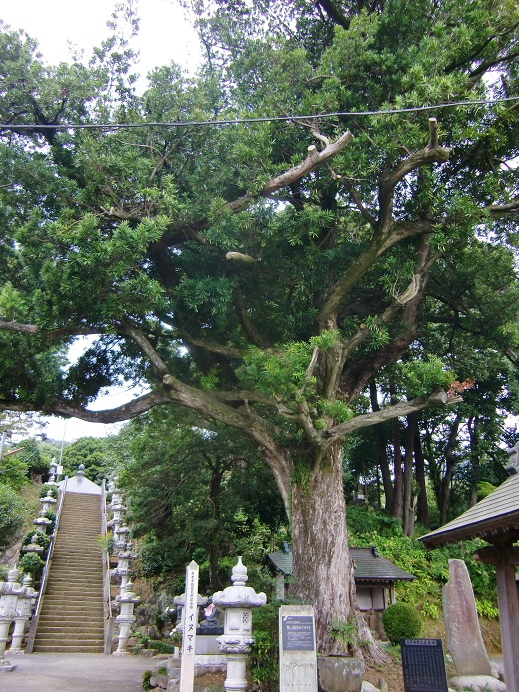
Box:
400, 638, 448, 692
180, 560, 199, 692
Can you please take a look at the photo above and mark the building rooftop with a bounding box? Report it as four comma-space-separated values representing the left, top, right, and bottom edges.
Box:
419, 472, 519, 549
267, 543, 415, 583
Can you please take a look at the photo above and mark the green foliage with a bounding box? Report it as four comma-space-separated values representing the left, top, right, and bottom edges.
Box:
401, 356, 455, 398
476, 481, 496, 501
98, 534, 115, 555
250, 600, 281, 691
21, 530, 51, 555
0, 483, 27, 548
18, 551, 44, 577
382, 602, 422, 645
328, 617, 368, 648
142, 670, 153, 692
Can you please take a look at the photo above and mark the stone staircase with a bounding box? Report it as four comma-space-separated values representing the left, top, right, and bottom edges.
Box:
33, 491, 105, 653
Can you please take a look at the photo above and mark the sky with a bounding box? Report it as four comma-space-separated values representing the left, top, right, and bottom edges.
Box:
2, 0, 201, 441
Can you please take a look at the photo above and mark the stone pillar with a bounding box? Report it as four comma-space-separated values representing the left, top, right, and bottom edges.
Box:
113, 582, 140, 655
114, 542, 136, 597
9, 575, 36, 654
0, 568, 23, 670
213, 557, 267, 692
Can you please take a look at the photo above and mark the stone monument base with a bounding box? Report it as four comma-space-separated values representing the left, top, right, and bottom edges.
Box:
317, 656, 365, 692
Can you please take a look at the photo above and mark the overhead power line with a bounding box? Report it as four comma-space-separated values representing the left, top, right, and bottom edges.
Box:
1, 96, 518, 132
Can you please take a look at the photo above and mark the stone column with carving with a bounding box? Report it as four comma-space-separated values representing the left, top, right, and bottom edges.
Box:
212, 557, 267, 692
9, 575, 36, 654
0, 568, 23, 670
113, 582, 140, 655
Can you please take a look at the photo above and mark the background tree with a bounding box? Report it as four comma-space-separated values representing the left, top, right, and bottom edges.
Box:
1, 0, 518, 658
114, 408, 285, 592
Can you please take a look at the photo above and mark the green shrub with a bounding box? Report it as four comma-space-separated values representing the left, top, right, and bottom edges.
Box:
18, 552, 45, 578
0, 483, 27, 549
382, 602, 422, 645
21, 530, 51, 555
39, 485, 59, 499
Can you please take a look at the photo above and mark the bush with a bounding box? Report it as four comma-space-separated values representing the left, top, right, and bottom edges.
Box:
18, 552, 45, 578
0, 483, 27, 549
382, 602, 422, 645
21, 530, 51, 555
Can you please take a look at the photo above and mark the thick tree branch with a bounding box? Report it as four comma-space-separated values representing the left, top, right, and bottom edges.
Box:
325, 391, 463, 442
0, 390, 171, 423
225, 131, 353, 214
378, 120, 449, 228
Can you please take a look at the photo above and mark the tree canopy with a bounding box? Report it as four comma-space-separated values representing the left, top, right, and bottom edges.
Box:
0, 0, 518, 658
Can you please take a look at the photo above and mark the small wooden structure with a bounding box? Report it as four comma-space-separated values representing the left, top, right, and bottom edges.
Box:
267, 543, 415, 637
419, 443, 519, 692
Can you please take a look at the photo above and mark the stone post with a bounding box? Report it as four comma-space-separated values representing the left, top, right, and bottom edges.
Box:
0, 568, 23, 670
44, 459, 59, 488
113, 582, 140, 655
9, 575, 36, 654
212, 557, 267, 692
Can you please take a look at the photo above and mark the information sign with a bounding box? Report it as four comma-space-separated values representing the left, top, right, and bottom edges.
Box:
281, 615, 315, 651
400, 638, 448, 692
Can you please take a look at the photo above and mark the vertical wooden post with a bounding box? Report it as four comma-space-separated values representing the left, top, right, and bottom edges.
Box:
495, 561, 519, 692
180, 560, 199, 692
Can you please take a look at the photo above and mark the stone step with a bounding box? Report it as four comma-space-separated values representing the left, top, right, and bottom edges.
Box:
37, 615, 105, 624
36, 626, 104, 636
33, 644, 104, 653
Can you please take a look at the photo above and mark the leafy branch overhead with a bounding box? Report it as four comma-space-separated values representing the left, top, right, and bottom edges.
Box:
1, 0, 519, 658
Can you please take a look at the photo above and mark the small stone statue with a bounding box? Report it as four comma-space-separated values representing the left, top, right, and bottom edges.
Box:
198, 599, 223, 634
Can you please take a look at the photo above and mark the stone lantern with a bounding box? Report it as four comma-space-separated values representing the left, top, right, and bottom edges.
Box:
114, 542, 136, 596
39, 489, 57, 516
212, 557, 267, 692
0, 568, 23, 669
114, 524, 130, 551
9, 575, 36, 654
113, 582, 140, 655
21, 535, 44, 556
44, 458, 59, 488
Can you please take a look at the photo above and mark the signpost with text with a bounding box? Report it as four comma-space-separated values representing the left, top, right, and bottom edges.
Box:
180, 560, 199, 692
279, 604, 318, 692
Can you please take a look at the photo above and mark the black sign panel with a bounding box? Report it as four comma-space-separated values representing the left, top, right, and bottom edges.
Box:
400, 639, 448, 692
281, 615, 315, 651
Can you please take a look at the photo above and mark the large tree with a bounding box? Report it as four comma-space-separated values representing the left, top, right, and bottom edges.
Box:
1, 0, 518, 658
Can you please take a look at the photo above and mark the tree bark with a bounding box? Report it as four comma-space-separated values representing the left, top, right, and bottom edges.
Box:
402, 413, 416, 537
289, 441, 387, 663
369, 380, 394, 513
414, 421, 429, 527
390, 383, 403, 519
439, 415, 460, 525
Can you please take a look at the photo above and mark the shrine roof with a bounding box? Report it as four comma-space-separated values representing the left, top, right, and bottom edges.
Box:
267, 544, 415, 583
419, 472, 519, 549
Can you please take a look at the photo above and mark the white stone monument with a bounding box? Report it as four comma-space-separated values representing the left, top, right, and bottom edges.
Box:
180, 560, 199, 692
279, 604, 318, 692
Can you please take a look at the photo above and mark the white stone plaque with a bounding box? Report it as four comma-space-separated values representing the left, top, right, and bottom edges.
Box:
180, 560, 199, 692
279, 605, 318, 692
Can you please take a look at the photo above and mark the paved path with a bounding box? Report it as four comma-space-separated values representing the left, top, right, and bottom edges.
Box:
0, 652, 161, 691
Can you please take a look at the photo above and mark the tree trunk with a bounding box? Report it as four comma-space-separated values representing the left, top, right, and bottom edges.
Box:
414, 421, 429, 527
468, 415, 480, 507
439, 415, 460, 525
369, 380, 394, 513
390, 384, 403, 519
207, 464, 225, 591
402, 413, 416, 537
289, 441, 387, 664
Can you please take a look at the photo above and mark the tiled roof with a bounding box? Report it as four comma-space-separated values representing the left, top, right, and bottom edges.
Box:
419, 472, 519, 549
267, 545, 415, 583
